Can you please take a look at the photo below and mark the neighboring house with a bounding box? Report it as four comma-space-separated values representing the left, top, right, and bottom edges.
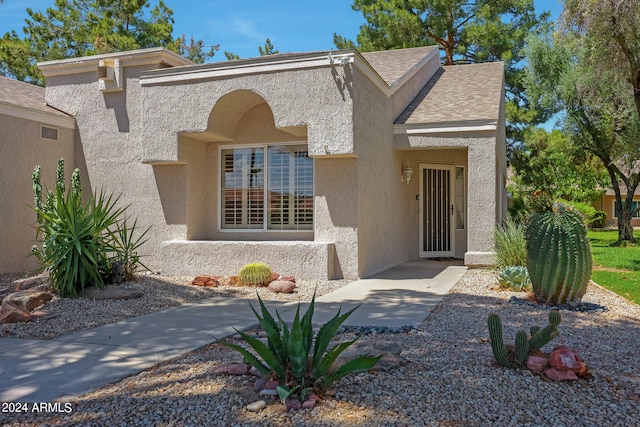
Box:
18, 45, 506, 279
0, 76, 75, 275
592, 187, 640, 227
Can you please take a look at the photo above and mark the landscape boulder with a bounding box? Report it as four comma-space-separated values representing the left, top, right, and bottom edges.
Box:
4, 290, 54, 312
0, 301, 32, 324
267, 280, 296, 294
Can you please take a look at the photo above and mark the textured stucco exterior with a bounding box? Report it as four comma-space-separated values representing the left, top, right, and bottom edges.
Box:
28, 46, 506, 280
0, 76, 76, 274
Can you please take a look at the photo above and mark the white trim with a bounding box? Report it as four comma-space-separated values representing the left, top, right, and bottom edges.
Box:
217, 141, 314, 233
0, 101, 75, 129
38, 47, 193, 78
140, 50, 397, 97
393, 121, 497, 135
389, 47, 439, 90
419, 163, 456, 258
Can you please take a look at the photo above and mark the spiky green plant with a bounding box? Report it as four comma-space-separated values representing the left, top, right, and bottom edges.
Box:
31, 159, 150, 297
494, 218, 527, 268
487, 311, 561, 369
238, 262, 273, 286
525, 201, 592, 306
221, 294, 381, 403
497, 266, 531, 291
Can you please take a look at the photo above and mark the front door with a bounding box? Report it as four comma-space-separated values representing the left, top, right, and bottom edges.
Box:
419, 164, 455, 258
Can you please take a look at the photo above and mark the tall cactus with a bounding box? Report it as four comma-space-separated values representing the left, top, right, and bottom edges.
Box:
525, 201, 592, 307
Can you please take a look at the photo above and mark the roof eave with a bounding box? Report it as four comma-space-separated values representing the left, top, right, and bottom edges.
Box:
0, 100, 76, 129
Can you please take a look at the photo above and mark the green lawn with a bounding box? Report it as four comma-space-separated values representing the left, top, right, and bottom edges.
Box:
587, 229, 640, 304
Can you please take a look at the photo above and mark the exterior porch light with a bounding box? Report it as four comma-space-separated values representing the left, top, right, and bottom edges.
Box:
401, 162, 413, 184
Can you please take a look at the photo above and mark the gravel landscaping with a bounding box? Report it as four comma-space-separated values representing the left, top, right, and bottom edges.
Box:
2, 269, 640, 426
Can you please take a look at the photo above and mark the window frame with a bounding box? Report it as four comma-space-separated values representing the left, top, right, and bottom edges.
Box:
218, 141, 314, 233
612, 199, 640, 218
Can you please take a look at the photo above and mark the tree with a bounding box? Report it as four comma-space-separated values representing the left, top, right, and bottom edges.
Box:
0, 0, 215, 85
334, 0, 552, 150
525, 2, 640, 242
172, 34, 219, 64
258, 38, 278, 56
511, 128, 607, 203
225, 51, 240, 60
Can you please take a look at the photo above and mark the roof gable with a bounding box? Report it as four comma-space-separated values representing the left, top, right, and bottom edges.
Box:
361, 46, 438, 87
395, 61, 504, 128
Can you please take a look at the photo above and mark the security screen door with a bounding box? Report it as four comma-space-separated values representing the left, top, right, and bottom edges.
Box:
419, 164, 455, 257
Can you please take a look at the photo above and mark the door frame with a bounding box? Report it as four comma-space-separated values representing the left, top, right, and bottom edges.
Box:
418, 163, 455, 258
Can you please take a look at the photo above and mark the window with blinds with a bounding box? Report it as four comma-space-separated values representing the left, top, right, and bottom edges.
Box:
221, 144, 313, 231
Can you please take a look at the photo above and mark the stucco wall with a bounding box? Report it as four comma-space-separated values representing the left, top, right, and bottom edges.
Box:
0, 114, 75, 274
44, 65, 188, 272
352, 66, 408, 278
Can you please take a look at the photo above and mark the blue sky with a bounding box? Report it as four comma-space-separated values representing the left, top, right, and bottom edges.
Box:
1, 0, 563, 61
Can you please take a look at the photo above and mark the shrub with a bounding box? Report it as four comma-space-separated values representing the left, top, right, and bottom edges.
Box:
494, 218, 527, 268
238, 262, 273, 286
590, 211, 606, 229
562, 200, 597, 224
497, 266, 531, 292
32, 159, 149, 297
221, 294, 381, 404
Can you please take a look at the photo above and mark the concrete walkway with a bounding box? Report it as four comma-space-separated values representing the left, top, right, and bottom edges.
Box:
0, 260, 466, 403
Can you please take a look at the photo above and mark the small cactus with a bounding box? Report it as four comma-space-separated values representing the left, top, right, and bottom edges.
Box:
487, 311, 562, 369
497, 266, 531, 291
238, 262, 273, 286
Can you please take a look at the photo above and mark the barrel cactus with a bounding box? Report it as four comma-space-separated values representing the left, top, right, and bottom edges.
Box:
238, 262, 273, 286
525, 201, 592, 307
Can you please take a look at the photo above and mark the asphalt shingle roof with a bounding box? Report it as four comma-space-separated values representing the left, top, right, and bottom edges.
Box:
361, 46, 438, 87
394, 61, 504, 125
0, 75, 70, 117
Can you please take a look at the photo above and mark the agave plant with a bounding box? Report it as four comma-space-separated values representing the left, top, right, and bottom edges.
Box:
221, 294, 381, 403
497, 266, 531, 292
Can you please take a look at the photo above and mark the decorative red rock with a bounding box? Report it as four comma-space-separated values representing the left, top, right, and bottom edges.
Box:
271, 272, 280, 282
549, 345, 578, 370
526, 356, 549, 372
227, 363, 250, 375
301, 399, 317, 409
545, 367, 578, 381
264, 380, 279, 390
279, 276, 296, 283
267, 280, 296, 294
285, 398, 301, 411
190, 275, 219, 287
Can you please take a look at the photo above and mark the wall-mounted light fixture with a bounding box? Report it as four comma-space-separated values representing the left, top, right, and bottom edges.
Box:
401, 162, 413, 184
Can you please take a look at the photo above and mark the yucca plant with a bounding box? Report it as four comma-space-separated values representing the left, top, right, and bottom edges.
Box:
110, 218, 151, 282
221, 294, 381, 404
31, 159, 150, 297
34, 185, 125, 297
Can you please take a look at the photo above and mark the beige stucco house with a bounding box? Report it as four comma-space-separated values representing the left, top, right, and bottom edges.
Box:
0, 76, 76, 274
592, 187, 640, 227
2, 45, 506, 279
